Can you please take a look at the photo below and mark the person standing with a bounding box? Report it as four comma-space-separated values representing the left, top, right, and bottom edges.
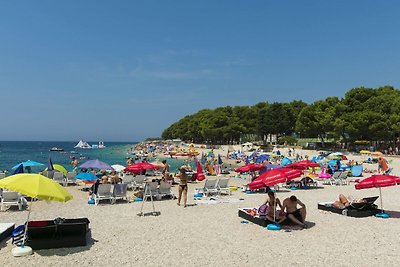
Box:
162, 160, 170, 182
175, 166, 189, 207
71, 157, 79, 172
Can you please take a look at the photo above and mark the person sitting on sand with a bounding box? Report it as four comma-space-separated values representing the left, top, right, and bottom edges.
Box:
175, 166, 189, 207
259, 191, 286, 223
282, 195, 307, 228
332, 194, 367, 209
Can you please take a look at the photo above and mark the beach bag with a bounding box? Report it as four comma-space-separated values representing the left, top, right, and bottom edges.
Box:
258, 203, 269, 216
12, 225, 26, 247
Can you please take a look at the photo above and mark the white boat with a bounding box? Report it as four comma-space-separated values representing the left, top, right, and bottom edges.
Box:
49, 147, 64, 152
92, 141, 106, 149
74, 140, 92, 149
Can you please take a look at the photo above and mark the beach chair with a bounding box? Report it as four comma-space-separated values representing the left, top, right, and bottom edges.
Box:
159, 181, 174, 199
216, 178, 231, 195
197, 179, 218, 197
1, 191, 24, 211
330, 171, 342, 186
66, 171, 77, 185
144, 182, 160, 200
43, 170, 55, 179
53, 172, 66, 186
112, 183, 129, 203
338, 172, 349, 185
122, 175, 135, 189
133, 175, 146, 189
0, 173, 6, 180
94, 184, 113, 205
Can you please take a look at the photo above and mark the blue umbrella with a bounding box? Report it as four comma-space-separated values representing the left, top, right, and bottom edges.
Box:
79, 159, 114, 170
47, 157, 54, 171
76, 172, 98, 182
218, 154, 223, 165
255, 154, 270, 164
12, 164, 24, 175
12, 160, 45, 169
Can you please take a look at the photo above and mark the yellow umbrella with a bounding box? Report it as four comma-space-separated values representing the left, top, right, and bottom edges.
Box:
45, 164, 68, 176
371, 151, 383, 156
360, 150, 371, 154
0, 174, 72, 255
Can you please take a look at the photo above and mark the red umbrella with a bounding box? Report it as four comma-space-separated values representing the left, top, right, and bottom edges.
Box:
248, 168, 303, 190
235, 163, 264, 173
124, 162, 159, 174
355, 174, 400, 215
286, 160, 320, 170
195, 161, 206, 181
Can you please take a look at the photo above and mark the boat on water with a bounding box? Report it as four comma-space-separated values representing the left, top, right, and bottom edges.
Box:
49, 147, 64, 152
74, 140, 92, 149
92, 141, 106, 149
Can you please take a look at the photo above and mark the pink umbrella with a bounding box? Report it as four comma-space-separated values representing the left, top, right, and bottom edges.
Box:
355, 174, 400, 217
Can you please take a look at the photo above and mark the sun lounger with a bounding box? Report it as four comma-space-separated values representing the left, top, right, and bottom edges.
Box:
94, 184, 113, 205
122, 175, 135, 189
66, 171, 77, 185
0, 173, 6, 179
1, 191, 24, 211
197, 179, 218, 196
330, 171, 342, 185
159, 181, 174, 199
238, 208, 274, 227
113, 183, 129, 203
42, 170, 54, 179
53, 172, 66, 186
318, 196, 379, 217
133, 175, 146, 189
0, 223, 15, 243
217, 178, 231, 195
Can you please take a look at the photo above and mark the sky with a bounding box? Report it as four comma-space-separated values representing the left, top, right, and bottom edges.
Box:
1, 1, 400, 142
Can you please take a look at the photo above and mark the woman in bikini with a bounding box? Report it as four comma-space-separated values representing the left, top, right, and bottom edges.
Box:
175, 166, 189, 207
259, 191, 286, 223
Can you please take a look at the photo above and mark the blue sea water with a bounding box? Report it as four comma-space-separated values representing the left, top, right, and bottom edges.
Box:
0, 141, 194, 173
0, 141, 134, 172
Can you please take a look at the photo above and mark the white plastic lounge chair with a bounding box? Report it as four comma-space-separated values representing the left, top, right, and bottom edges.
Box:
94, 184, 113, 205
159, 181, 174, 199
43, 170, 55, 179
217, 178, 231, 195
0, 173, 6, 179
113, 183, 129, 203
133, 175, 146, 189
198, 179, 218, 197
66, 171, 77, 185
122, 175, 135, 189
53, 172, 66, 186
1, 191, 24, 211
144, 182, 159, 200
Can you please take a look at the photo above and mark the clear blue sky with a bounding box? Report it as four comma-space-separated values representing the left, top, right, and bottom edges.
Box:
1, 1, 399, 141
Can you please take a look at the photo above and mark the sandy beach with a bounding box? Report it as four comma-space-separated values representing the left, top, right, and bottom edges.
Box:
1, 147, 400, 266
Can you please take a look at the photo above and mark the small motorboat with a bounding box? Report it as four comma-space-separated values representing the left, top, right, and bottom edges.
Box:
49, 147, 64, 152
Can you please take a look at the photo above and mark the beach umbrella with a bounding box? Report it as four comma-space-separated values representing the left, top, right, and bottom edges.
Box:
286, 160, 320, 170
360, 150, 371, 154
355, 174, 400, 218
255, 154, 269, 164
248, 168, 303, 190
47, 158, 54, 171
111, 164, 126, 172
195, 161, 206, 181
12, 160, 45, 169
45, 164, 68, 176
235, 163, 264, 173
79, 159, 114, 170
281, 157, 292, 166
76, 172, 97, 184
124, 162, 158, 174
371, 151, 383, 156
12, 164, 24, 175
0, 173, 73, 255
218, 154, 223, 165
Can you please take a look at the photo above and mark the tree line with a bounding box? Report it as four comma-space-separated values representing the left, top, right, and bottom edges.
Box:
161, 86, 400, 146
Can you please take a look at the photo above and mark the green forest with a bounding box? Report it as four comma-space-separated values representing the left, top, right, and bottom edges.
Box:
161, 86, 400, 147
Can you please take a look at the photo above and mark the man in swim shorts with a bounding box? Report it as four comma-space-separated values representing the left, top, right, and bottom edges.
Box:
282, 195, 307, 228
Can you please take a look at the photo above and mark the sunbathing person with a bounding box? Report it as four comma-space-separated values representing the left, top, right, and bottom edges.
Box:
332, 194, 367, 209
109, 171, 121, 184
282, 195, 307, 228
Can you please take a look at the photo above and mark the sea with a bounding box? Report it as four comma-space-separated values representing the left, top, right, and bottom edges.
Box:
0, 141, 193, 173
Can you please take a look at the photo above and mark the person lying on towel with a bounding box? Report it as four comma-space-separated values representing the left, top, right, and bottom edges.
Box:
332, 194, 367, 209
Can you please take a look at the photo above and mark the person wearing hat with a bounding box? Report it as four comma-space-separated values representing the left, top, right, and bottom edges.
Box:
175, 166, 189, 207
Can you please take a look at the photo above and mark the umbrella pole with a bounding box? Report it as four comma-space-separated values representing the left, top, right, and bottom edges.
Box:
379, 187, 384, 213
22, 198, 33, 247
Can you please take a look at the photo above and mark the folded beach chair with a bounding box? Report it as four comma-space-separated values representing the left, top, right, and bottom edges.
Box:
1, 191, 24, 211
216, 178, 231, 195
53, 172, 66, 187
338, 172, 349, 185
159, 181, 174, 199
94, 184, 113, 205
66, 171, 77, 185
197, 179, 218, 197
113, 183, 129, 203
330, 171, 342, 186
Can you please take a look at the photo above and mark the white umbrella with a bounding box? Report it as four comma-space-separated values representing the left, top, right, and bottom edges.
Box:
111, 164, 126, 172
